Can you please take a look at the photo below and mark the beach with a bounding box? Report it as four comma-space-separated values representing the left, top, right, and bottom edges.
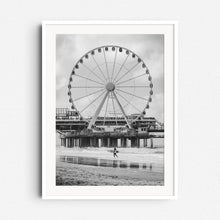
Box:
56, 146, 164, 186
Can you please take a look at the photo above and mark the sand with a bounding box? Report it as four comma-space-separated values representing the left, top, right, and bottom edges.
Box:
56, 146, 164, 186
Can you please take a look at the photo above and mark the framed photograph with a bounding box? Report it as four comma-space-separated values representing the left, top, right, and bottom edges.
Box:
42, 21, 178, 199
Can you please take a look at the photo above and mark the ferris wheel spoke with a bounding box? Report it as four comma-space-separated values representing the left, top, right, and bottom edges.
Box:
71, 86, 104, 89
103, 48, 110, 81
80, 90, 106, 114
103, 94, 110, 125
117, 85, 149, 88
112, 54, 129, 82
73, 88, 105, 102
116, 88, 148, 102
91, 55, 108, 82
110, 48, 118, 81
115, 91, 142, 114
115, 62, 140, 84
112, 91, 131, 128
82, 63, 106, 84
111, 93, 118, 126
74, 74, 104, 85
116, 73, 147, 86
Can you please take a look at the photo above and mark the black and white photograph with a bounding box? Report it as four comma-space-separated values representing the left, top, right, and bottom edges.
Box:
2, 0, 220, 218
42, 21, 176, 198
56, 35, 165, 186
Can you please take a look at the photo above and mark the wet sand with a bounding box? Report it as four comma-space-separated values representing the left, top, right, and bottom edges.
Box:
56, 147, 164, 186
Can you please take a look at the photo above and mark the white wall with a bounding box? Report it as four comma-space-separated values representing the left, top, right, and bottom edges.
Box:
0, 0, 220, 219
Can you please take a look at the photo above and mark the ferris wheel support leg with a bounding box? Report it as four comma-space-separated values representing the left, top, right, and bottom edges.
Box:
112, 92, 131, 129
88, 91, 109, 129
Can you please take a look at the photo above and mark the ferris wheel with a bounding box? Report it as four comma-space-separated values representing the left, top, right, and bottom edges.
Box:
67, 45, 153, 129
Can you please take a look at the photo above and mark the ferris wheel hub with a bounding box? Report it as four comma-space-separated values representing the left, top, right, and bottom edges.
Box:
105, 82, 115, 91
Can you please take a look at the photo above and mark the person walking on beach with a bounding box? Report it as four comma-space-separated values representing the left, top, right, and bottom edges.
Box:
113, 147, 118, 158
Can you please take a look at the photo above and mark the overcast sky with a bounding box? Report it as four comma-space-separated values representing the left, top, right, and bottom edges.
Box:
56, 34, 164, 122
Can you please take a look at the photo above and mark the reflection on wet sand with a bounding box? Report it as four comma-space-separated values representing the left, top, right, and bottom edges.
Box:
60, 155, 153, 171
